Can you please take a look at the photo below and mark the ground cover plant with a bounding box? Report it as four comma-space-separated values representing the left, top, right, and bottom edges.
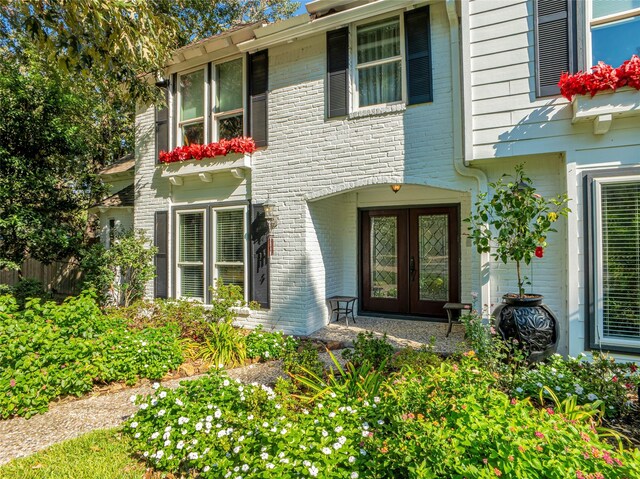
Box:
125, 355, 640, 479
245, 325, 298, 362
0, 292, 182, 418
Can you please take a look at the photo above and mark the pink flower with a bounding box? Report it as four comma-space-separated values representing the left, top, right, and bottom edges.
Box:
10, 378, 16, 388
535, 431, 545, 439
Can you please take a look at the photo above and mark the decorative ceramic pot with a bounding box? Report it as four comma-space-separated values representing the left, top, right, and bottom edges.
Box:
492, 294, 558, 362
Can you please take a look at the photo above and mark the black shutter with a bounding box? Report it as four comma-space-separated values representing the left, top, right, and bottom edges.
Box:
405, 6, 433, 105
535, 0, 577, 97
327, 27, 349, 118
155, 83, 170, 163
154, 211, 169, 299
249, 204, 270, 308
248, 50, 268, 147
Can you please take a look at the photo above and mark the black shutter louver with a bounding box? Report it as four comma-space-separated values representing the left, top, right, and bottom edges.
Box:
405, 6, 433, 105
155, 81, 170, 162
327, 27, 349, 118
249, 205, 270, 308
535, 0, 577, 97
154, 211, 169, 299
248, 50, 268, 147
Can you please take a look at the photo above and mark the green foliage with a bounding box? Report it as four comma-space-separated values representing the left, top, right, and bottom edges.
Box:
342, 332, 395, 371
124, 356, 640, 479
283, 340, 325, 381
4, 279, 52, 309
512, 353, 640, 418
391, 347, 442, 373
245, 325, 299, 361
0, 292, 182, 418
81, 231, 157, 307
197, 320, 247, 368
465, 164, 571, 297
0, 429, 146, 479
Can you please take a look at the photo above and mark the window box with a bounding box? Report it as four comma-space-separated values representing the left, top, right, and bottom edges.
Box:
572, 87, 640, 134
161, 153, 251, 185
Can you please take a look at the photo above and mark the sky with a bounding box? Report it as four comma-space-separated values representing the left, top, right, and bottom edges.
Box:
295, 0, 312, 16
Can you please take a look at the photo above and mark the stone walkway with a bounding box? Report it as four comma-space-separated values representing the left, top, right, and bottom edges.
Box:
309, 315, 467, 353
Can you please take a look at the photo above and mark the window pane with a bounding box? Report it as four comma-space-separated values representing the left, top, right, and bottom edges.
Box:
217, 58, 243, 113
370, 216, 397, 299
600, 182, 640, 342
358, 61, 402, 107
218, 265, 244, 289
593, 0, 640, 18
357, 18, 400, 64
218, 115, 243, 140
418, 215, 449, 302
180, 265, 204, 299
179, 213, 204, 262
180, 70, 204, 121
217, 210, 244, 263
592, 16, 640, 65
181, 122, 204, 146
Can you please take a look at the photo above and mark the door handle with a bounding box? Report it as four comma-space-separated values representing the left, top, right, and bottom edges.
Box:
410, 256, 416, 281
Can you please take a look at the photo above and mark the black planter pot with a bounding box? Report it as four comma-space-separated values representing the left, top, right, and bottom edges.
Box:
492, 294, 559, 362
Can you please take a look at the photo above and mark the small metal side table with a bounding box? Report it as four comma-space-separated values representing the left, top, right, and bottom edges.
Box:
327, 296, 357, 326
444, 302, 473, 337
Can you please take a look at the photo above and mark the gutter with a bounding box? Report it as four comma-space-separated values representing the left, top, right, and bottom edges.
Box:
445, 0, 492, 312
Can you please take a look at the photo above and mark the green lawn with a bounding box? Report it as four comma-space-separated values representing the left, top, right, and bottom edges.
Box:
0, 429, 146, 479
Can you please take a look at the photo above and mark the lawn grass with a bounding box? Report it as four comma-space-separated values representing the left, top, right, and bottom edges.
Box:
0, 429, 147, 479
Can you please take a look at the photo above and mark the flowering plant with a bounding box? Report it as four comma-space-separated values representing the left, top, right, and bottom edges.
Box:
465, 165, 570, 297
558, 55, 640, 101
159, 137, 257, 164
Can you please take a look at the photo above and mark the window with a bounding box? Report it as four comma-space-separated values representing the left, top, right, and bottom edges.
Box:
175, 206, 246, 301
590, 0, 640, 66
355, 17, 403, 108
178, 69, 206, 146
589, 175, 640, 351
177, 211, 205, 300
173, 57, 246, 147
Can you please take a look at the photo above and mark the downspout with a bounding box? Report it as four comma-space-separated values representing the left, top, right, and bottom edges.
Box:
445, 0, 492, 313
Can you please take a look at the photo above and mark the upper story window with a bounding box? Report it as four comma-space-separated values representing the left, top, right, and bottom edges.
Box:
355, 17, 403, 108
175, 57, 245, 147
590, 0, 640, 66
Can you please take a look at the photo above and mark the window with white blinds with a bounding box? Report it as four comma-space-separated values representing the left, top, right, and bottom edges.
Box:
596, 179, 640, 346
177, 211, 205, 300
215, 209, 245, 290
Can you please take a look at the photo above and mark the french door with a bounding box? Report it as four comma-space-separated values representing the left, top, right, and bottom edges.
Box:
361, 206, 459, 318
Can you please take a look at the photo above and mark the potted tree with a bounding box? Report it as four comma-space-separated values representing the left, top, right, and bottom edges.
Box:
466, 165, 570, 361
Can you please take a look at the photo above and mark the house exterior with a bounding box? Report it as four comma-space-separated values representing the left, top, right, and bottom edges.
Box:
124, 0, 640, 360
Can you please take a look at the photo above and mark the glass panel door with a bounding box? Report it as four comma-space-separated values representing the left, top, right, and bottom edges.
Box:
418, 214, 449, 302
370, 216, 398, 299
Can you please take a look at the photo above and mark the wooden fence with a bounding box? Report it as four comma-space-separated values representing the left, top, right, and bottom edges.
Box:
0, 258, 83, 296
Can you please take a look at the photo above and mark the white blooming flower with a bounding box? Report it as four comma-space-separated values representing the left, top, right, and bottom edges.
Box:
156, 450, 164, 459
129, 395, 137, 403
164, 440, 171, 447
181, 429, 188, 435
206, 415, 213, 422
333, 442, 342, 450
322, 430, 328, 437
195, 422, 203, 431
152, 382, 160, 389
266, 463, 275, 469
218, 430, 227, 438
203, 466, 210, 473
175, 399, 184, 407
587, 393, 598, 401
338, 436, 347, 444
555, 386, 561, 391
176, 441, 185, 450
178, 417, 189, 425
223, 379, 230, 387
351, 473, 359, 479
329, 412, 336, 418
130, 422, 138, 428
143, 451, 149, 457
360, 448, 367, 455
192, 439, 198, 445
261, 452, 269, 460
134, 432, 141, 439
303, 460, 311, 467
515, 387, 523, 393
575, 385, 584, 395
159, 391, 167, 399
215, 410, 222, 419
151, 432, 160, 439
373, 397, 380, 403
157, 409, 166, 417
335, 426, 343, 433
377, 420, 384, 425
164, 426, 172, 432
536, 382, 543, 388
247, 414, 254, 420
151, 398, 158, 406
139, 403, 148, 410
233, 446, 241, 454
322, 447, 332, 455
309, 465, 319, 476
242, 464, 249, 472
188, 452, 198, 460
348, 456, 356, 464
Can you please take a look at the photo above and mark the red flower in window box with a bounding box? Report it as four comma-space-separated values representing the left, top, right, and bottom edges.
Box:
159, 137, 257, 164
558, 55, 640, 100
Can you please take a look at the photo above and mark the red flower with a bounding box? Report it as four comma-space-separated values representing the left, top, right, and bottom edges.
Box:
158, 137, 257, 164
558, 55, 640, 100
535, 246, 544, 258
612, 376, 618, 383
630, 364, 638, 373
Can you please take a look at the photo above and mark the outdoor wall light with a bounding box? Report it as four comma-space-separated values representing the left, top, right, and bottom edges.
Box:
390, 184, 402, 193
263, 201, 278, 229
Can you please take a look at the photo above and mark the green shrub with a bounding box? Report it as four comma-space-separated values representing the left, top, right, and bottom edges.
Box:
245, 325, 298, 361
11, 279, 52, 309
342, 332, 394, 371
197, 320, 247, 368
391, 347, 442, 372
283, 340, 324, 380
512, 352, 640, 418
0, 291, 182, 418
81, 231, 156, 307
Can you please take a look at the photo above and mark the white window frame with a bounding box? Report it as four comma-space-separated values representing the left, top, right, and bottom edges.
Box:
593, 174, 640, 348
351, 12, 407, 111
210, 56, 247, 142
175, 209, 207, 302
587, 1, 640, 66
211, 205, 248, 298
176, 65, 209, 147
